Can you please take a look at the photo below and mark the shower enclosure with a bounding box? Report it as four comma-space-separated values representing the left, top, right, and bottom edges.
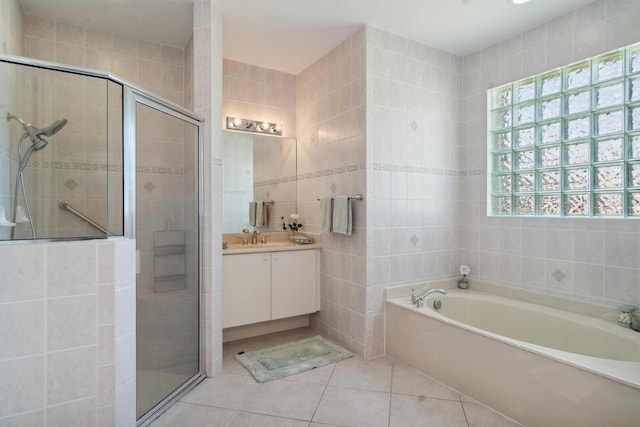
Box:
0, 61, 125, 240
0, 56, 204, 425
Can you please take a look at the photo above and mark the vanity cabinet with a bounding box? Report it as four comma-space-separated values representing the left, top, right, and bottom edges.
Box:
222, 249, 319, 328
222, 252, 271, 328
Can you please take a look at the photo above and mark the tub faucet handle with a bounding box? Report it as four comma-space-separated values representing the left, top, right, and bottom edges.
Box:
410, 289, 424, 307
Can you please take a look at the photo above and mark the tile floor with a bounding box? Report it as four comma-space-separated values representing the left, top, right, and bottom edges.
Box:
151, 328, 522, 427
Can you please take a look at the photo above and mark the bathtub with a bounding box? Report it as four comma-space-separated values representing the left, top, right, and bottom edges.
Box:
385, 282, 640, 427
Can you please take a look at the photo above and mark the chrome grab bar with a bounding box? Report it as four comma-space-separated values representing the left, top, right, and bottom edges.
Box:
58, 200, 112, 235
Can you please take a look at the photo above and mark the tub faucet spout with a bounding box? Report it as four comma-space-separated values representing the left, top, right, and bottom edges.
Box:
410, 288, 446, 307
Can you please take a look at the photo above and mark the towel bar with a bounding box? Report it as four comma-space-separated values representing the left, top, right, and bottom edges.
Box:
316, 194, 363, 201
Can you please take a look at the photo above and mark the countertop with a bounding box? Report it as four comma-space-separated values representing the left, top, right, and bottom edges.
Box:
222, 232, 321, 255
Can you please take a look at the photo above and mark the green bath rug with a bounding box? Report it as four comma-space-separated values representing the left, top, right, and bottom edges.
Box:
235, 335, 352, 383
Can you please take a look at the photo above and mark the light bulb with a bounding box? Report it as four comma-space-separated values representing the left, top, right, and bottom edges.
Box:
260, 121, 271, 131
231, 117, 242, 127
512, 0, 530, 4
274, 123, 282, 133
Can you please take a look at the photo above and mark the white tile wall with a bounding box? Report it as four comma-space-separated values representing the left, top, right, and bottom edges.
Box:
461, 0, 640, 308
222, 60, 297, 232
296, 28, 369, 356
193, 0, 224, 377
0, 239, 135, 426
23, 14, 185, 107
366, 26, 464, 357
0, 0, 23, 56
223, 59, 296, 138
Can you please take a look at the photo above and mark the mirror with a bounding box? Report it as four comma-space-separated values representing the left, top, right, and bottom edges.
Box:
222, 130, 297, 233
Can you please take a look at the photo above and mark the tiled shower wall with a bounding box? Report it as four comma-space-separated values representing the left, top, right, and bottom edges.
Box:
462, 0, 640, 308
22, 14, 186, 239
296, 29, 369, 356
0, 0, 22, 56
366, 27, 464, 356
0, 0, 23, 240
23, 15, 186, 106
0, 239, 136, 426
0, 7, 195, 427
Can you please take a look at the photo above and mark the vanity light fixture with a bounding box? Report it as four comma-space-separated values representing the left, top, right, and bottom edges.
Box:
226, 116, 283, 136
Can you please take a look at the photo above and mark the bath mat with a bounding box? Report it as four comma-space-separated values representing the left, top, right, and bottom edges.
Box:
235, 335, 352, 383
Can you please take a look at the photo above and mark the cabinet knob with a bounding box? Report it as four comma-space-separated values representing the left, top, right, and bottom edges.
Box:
273, 255, 279, 261
263, 255, 269, 261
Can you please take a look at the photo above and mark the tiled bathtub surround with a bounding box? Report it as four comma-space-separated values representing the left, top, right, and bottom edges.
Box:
462, 0, 640, 308
364, 27, 465, 357
0, 239, 136, 426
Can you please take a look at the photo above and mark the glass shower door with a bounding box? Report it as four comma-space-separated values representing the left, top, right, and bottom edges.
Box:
133, 99, 202, 423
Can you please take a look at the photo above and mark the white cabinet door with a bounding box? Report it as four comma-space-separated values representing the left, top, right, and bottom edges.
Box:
222, 252, 271, 328
271, 250, 318, 320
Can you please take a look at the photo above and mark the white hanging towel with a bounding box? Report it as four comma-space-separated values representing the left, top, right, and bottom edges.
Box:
255, 201, 268, 227
320, 197, 333, 233
332, 195, 352, 236
249, 201, 257, 226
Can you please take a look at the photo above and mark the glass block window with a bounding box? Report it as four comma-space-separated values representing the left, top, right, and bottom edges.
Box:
488, 42, 640, 218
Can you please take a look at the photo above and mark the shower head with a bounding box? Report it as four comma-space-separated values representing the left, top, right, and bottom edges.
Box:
39, 118, 68, 137
6, 112, 68, 143
7, 112, 67, 172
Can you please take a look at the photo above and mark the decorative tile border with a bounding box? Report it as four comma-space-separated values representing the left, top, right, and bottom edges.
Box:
30, 160, 122, 172
295, 163, 488, 181
461, 168, 486, 176
297, 163, 366, 181
136, 166, 185, 175
26, 160, 187, 176
254, 175, 297, 187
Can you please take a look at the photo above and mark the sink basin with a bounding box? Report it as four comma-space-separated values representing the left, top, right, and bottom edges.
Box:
262, 241, 293, 247
225, 241, 294, 250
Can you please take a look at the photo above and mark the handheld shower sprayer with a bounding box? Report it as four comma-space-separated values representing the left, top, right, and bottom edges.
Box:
6, 112, 68, 239
6, 112, 68, 145
6, 112, 68, 171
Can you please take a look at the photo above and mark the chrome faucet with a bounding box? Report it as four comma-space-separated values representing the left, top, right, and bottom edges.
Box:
410, 288, 446, 307
252, 230, 259, 245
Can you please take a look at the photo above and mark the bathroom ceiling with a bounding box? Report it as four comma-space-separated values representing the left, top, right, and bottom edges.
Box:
19, 0, 597, 74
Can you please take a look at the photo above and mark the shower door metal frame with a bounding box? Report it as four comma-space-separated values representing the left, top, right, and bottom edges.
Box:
123, 87, 206, 426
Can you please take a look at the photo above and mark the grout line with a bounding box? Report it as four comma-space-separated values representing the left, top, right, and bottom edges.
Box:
459, 396, 471, 427
387, 362, 394, 427
308, 361, 337, 423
